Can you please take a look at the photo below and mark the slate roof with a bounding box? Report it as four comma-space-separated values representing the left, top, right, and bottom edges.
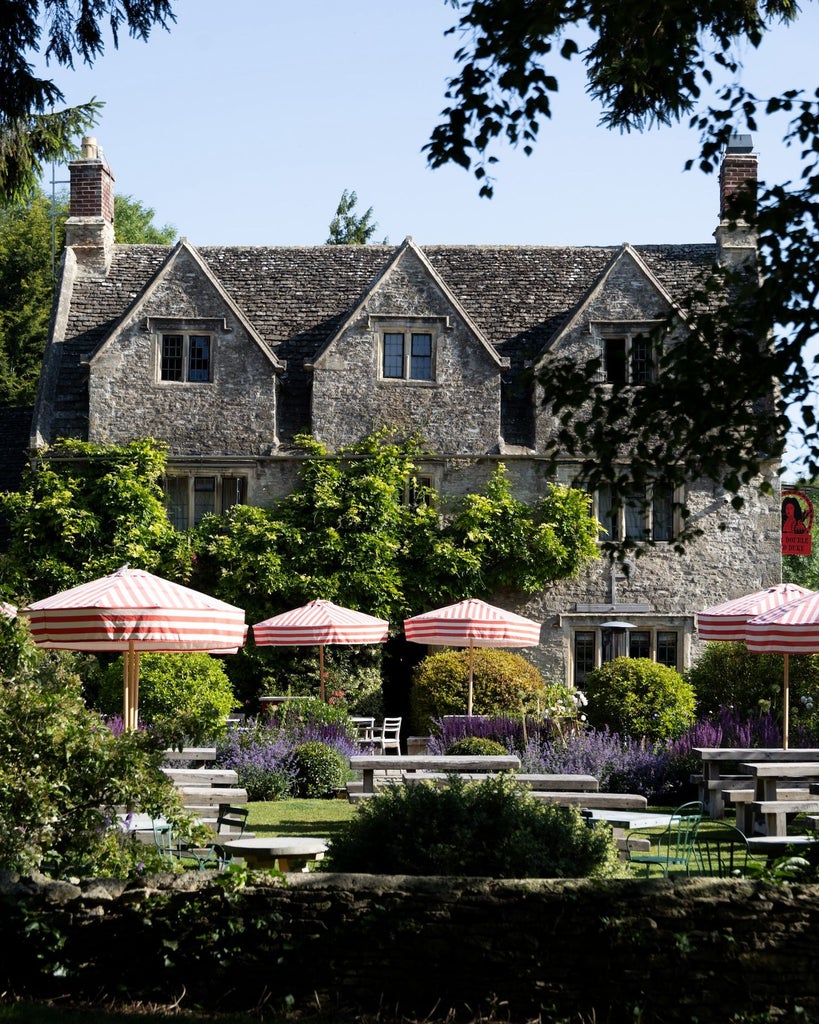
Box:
50, 240, 717, 446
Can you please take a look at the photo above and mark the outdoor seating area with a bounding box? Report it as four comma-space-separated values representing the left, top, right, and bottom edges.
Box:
694, 747, 819, 836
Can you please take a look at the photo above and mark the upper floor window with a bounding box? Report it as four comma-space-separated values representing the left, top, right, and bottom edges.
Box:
160, 333, 212, 383
597, 482, 677, 543
594, 322, 663, 385
383, 331, 433, 381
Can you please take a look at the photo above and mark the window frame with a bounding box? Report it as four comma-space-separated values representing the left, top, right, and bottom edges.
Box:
592, 321, 665, 386
158, 331, 214, 384
595, 481, 680, 544
371, 316, 445, 384
163, 473, 247, 529
572, 625, 682, 684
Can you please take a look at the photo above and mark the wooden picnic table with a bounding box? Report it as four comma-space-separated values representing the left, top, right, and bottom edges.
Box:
737, 762, 819, 836
693, 748, 819, 818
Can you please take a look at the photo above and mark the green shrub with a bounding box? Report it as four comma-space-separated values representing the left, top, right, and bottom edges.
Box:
686, 641, 819, 719
96, 651, 238, 746
410, 648, 551, 733
291, 741, 346, 797
583, 657, 696, 740
325, 774, 626, 878
273, 696, 350, 733
446, 736, 508, 756
0, 634, 189, 878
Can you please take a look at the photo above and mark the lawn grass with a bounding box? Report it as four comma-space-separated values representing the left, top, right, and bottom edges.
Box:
246, 797, 357, 843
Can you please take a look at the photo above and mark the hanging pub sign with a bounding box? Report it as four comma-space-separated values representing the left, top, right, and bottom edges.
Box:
781, 490, 814, 556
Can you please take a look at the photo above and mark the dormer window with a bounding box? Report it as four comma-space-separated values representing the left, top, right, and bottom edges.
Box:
383, 331, 433, 381
160, 333, 212, 383
593, 321, 664, 385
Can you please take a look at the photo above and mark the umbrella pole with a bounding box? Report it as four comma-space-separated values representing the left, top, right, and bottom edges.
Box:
319, 645, 326, 703
783, 652, 790, 751
132, 648, 140, 732
122, 650, 130, 732
467, 641, 474, 717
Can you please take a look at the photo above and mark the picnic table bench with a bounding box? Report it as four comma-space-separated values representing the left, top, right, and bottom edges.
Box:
399, 772, 598, 792
349, 754, 521, 795
161, 768, 238, 787
694, 748, 819, 819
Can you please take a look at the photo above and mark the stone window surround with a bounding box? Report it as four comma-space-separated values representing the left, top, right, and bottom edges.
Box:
590, 319, 667, 385
162, 460, 254, 529
148, 316, 233, 385
592, 479, 684, 545
369, 314, 450, 386
562, 613, 695, 682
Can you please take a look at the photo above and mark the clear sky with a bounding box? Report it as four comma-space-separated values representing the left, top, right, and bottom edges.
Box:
35, 0, 818, 471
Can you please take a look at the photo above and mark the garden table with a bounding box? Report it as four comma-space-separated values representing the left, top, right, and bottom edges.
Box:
221, 836, 328, 872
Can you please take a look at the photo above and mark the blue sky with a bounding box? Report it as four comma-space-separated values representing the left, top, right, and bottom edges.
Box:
36, 0, 818, 472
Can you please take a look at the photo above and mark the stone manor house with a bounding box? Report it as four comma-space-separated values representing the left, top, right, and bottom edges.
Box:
30, 137, 781, 686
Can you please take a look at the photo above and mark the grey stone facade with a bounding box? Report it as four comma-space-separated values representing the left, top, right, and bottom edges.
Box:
30, 137, 781, 685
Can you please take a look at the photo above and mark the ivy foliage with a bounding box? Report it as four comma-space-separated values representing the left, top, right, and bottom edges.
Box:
0, 438, 191, 600
194, 431, 598, 628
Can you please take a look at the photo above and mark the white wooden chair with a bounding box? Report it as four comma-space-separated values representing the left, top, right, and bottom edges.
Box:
375, 717, 402, 754
350, 716, 376, 746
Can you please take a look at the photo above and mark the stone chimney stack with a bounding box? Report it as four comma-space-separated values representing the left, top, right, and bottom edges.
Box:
64, 136, 115, 275
715, 134, 758, 266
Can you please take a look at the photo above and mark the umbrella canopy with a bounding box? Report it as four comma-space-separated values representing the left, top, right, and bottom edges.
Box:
745, 591, 819, 749
698, 583, 815, 750
20, 566, 246, 730
697, 583, 813, 641
403, 598, 542, 716
252, 599, 389, 702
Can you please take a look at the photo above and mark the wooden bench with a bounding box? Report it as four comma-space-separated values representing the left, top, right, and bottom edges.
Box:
400, 772, 598, 792
161, 747, 217, 763
530, 791, 647, 810
161, 768, 238, 787
349, 754, 521, 796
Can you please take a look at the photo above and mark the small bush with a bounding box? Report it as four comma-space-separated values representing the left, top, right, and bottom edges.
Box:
326, 774, 625, 878
583, 657, 696, 740
446, 736, 508, 756
291, 741, 346, 797
686, 641, 819, 720
96, 651, 237, 746
410, 648, 553, 733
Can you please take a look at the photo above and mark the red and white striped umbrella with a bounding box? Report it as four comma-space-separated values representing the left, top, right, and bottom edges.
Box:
252, 599, 389, 702
0, 602, 16, 619
745, 591, 819, 749
697, 584, 813, 641
403, 598, 542, 716
20, 566, 246, 730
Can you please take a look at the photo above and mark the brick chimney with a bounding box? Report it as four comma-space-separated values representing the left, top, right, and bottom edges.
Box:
715, 134, 757, 266
64, 137, 115, 275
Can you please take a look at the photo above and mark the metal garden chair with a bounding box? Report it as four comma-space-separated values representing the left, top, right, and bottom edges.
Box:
625, 801, 704, 877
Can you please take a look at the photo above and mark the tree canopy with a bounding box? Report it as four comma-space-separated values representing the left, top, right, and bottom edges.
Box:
326, 189, 385, 245
1, 0, 175, 201
0, 189, 175, 405
426, 0, 816, 519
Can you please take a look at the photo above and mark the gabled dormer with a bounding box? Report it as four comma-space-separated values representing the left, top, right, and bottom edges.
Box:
309, 237, 509, 455
86, 239, 283, 457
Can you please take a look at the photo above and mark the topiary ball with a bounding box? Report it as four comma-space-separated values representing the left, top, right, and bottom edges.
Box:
291, 741, 346, 798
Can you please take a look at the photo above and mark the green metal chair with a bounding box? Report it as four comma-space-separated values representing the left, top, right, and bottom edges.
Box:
694, 823, 758, 877
152, 819, 223, 871
625, 801, 704, 877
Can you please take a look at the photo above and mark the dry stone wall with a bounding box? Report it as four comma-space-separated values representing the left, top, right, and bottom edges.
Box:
1, 869, 816, 1023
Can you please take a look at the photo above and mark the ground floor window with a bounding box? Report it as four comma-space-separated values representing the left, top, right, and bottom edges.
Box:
573, 626, 681, 685
164, 474, 246, 529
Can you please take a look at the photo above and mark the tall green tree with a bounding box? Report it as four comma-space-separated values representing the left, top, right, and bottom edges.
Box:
0, 189, 175, 405
326, 189, 385, 244
1, 0, 175, 201
425, 1, 817, 519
